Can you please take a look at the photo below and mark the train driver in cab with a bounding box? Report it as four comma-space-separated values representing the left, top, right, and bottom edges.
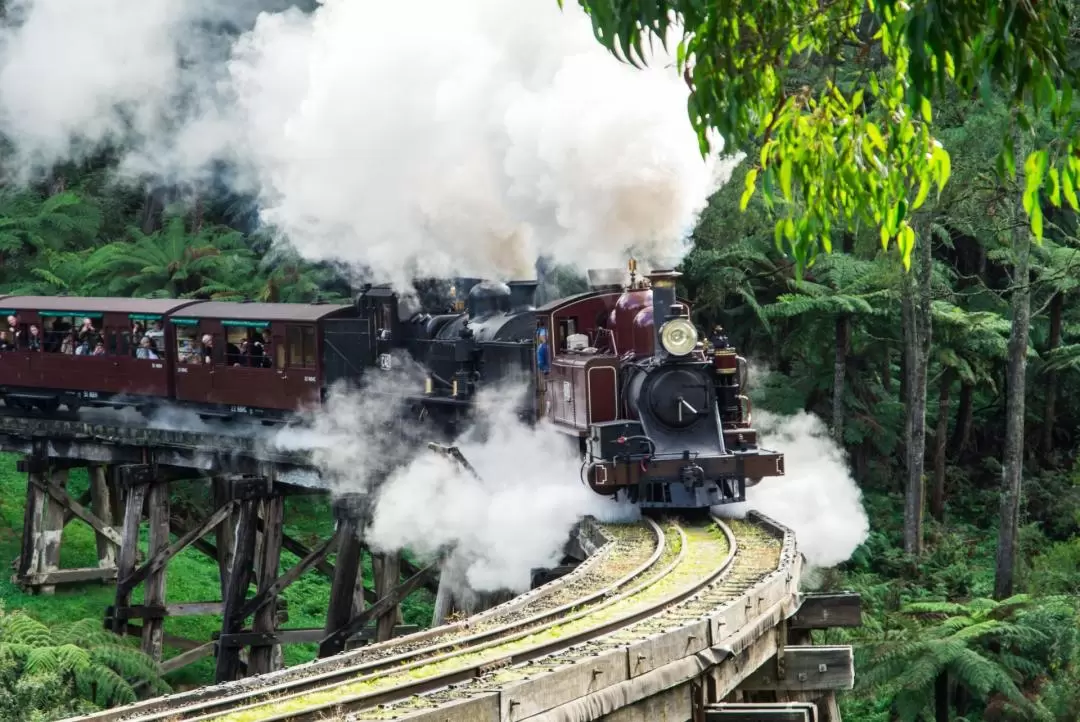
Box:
536, 327, 550, 374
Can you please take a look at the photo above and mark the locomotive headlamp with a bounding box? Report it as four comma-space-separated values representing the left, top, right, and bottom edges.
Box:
660, 318, 698, 356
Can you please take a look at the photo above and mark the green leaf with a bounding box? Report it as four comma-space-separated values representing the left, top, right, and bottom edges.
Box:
779, 157, 793, 201
1031, 204, 1044, 240
866, 124, 886, 152
1049, 167, 1061, 207
912, 179, 931, 210
920, 97, 932, 122
1063, 166, 1079, 209
740, 168, 758, 211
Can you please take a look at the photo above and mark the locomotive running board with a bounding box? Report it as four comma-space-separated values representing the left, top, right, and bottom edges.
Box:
426, 442, 483, 481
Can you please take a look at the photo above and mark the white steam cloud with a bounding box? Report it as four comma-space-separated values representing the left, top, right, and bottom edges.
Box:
272, 370, 637, 594
714, 409, 870, 569
0, 0, 741, 286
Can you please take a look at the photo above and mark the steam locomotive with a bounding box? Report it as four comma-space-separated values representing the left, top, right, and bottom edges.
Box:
372, 262, 785, 508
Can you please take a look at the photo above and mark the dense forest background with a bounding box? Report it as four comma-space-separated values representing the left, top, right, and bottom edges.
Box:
0, 9, 1079, 722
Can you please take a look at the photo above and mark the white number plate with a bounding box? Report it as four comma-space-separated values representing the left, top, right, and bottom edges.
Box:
379, 353, 393, 370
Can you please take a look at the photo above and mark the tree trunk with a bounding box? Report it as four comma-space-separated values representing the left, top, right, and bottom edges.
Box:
950, 381, 974, 457
903, 229, 933, 556
934, 671, 949, 722
994, 202, 1032, 600
931, 368, 954, 521
832, 314, 849, 442
1041, 291, 1064, 457
898, 337, 907, 404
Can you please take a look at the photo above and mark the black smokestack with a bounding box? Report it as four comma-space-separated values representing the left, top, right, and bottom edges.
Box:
647, 269, 681, 351
507, 279, 539, 311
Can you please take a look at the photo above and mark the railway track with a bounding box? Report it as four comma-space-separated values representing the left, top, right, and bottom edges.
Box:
88, 512, 784, 722
74, 512, 793, 722
73, 516, 665, 722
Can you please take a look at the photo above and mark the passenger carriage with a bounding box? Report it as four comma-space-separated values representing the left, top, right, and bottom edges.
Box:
0, 297, 362, 420
0, 296, 199, 412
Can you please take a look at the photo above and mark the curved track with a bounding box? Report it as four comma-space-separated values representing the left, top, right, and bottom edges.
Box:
73, 512, 794, 722
73, 517, 665, 722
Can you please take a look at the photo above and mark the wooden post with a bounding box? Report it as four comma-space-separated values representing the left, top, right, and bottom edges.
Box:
213, 477, 235, 600
113, 480, 148, 635
215, 495, 259, 683
249, 495, 285, 675
371, 551, 402, 642
141, 481, 170, 660
16, 463, 45, 589
319, 497, 365, 659
90, 465, 118, 569
36, 467, 69, 595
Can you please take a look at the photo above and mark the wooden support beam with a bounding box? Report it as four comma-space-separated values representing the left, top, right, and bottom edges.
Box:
17, 457, 88, 473
36, 468, 68, 595
237, 529, 339, 621
31, 475, 122, 547
212, 477, 236, 601
108, 602, 224, 620
739, 646, 854, 692
106, 621, 203, 651
19, 566, 117, 585
321, 561, 437, 654
790, 593, 862, 630
215, 497, 259, 683
249, 495, 285, 676
61, 489, 92, 527
169, 515, 220, 562
141, 482, 170, 660
319, 513, 365, 659
705, 703, 818, 721
90, 465, 118, 568
120, 500, 236, 592
160, 642, 216, 675
254, 517, 335, 580
371, 551, 402, 643
16, 467, 44, 585
112, 481, 148, 635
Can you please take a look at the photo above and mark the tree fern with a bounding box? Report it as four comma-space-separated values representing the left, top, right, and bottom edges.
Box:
857, 595, 1066, 721
0, 606, 170, 719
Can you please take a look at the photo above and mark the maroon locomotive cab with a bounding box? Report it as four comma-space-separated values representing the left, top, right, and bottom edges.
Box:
545, 355, 619, 432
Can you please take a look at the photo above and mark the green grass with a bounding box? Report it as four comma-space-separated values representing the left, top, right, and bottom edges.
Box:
0, 452, 435, 690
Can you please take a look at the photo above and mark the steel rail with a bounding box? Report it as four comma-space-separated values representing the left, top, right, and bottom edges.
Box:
84, 518, 665, 722
194, 515, 738, 722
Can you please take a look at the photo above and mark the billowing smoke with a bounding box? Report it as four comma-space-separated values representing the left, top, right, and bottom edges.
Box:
714, 408, 870, 569
0, 0, 741, 287
368, 383, 638, 592
0, 0, 297, 182
271, 372, 637, 593
269, 352, 431, 496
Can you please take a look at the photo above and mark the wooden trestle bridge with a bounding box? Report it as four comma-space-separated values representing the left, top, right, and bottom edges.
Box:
0, 412, 863, 721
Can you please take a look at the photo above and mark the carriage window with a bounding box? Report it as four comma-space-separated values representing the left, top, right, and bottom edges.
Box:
287, 325, 317, 368
172, 324, 203, 365
221, 322, 271, 368
40, 314, 103, 354
302, 326, 316, 367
